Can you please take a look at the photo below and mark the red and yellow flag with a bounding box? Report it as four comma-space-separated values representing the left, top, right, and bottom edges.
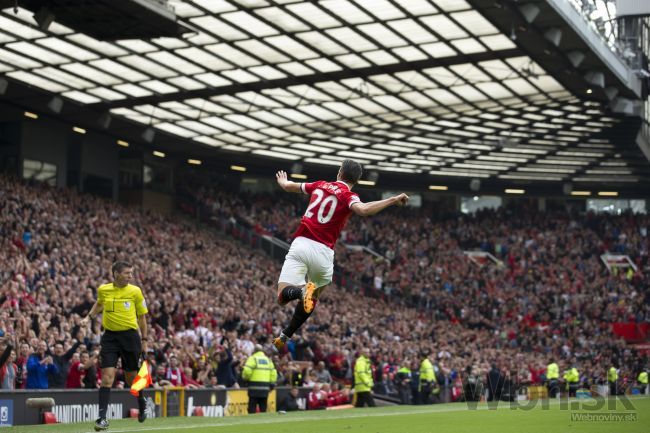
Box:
130, 360, 152, 396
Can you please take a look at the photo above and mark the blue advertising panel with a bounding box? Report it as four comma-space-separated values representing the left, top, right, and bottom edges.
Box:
0, 399, 13, 427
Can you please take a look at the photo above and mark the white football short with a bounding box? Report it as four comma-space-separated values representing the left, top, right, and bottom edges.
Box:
278, 236, 334, 288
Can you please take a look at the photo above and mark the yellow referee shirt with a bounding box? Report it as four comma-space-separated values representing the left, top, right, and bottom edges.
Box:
97, 283, 148, 331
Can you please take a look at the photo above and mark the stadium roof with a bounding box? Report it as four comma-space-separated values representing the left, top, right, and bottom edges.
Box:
0, 0, 649, 190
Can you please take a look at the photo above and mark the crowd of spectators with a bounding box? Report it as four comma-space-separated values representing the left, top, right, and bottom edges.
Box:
0, 174, 648, 405
185, 177, 649, 395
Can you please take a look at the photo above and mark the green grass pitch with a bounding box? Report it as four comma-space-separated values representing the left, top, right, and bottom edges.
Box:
5, 397, 649, 433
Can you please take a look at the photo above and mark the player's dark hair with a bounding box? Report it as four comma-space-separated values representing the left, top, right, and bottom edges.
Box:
112, 261, 132, 277
339, 159, 362, 184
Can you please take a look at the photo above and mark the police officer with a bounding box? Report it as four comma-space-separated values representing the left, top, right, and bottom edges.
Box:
354, 348, 375, 407
608, 363, 618, 396
546, 358, 560, 398
242, 344, 277, 414
395, 360, 412, 405
637, 369, 648, 394
419, 350, 436, 404
563, 364, 580, 397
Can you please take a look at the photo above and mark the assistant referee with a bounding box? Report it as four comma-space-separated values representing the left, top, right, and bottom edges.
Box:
81, 261, 149, 431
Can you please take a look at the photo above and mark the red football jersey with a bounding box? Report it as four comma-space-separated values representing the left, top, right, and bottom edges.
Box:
293, 180, 361, 249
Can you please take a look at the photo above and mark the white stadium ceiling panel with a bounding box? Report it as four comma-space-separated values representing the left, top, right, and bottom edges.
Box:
0, 1, 648, 184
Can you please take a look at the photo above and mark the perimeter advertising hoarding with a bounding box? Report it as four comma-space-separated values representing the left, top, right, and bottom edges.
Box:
0, 389, 157, 425
0, 399, 13, 427
0, 387, 307, 425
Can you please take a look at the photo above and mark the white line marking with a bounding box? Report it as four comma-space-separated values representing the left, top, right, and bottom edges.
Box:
83, 396, 649, 433
83, 407, 473, 433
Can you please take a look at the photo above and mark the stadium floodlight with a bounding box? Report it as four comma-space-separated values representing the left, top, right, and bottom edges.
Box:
142, 127, 155, 143
153, 150, 165, 158
291, 173, 307, 179
585, 71, 605, 88
519, 3, 540, 23
509, 25, 517, 41
505, 188, 525, 194
357, 180, 375, 186
188, 159, 201, 165
33, 7, 55, 31
99, 113, 112, 129
429, 185, 448, 191
230, 165, 246, 172
571, 191, 591, 196
567, 51, 586, 68
47, 96, 64, 114
24, 112, 38, 120
610, 97, 640, 116
598, 191, 619, 196
72, 126, 86, 134
544, 28, 562, 47
604, 87, 619, 100
117, 140, 129, 147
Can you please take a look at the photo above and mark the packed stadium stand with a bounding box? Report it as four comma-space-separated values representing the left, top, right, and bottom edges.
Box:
0, 0, 650, 429
1, 174, 647, 404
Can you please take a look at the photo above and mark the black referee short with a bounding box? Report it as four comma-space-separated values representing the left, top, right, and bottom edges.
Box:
100, 329, 141, 371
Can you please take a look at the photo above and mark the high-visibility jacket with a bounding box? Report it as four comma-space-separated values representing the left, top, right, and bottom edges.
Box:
396, 367, 411, 387
608, 367, 618, 383
354, 355, 374, 393
546, 363, 559, 380
419, 358, 436, 391
242, 351, 277, 395
397, 367, 411, 376
638, 372, 648, 385
563, 367, 579, 384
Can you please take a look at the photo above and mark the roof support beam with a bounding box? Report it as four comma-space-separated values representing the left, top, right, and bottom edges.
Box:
91, 48, 522, 110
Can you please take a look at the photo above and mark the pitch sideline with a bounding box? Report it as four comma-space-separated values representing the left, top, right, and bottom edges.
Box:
83, 396, 649, 433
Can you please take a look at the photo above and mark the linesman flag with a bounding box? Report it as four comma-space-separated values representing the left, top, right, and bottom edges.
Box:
130, 360, 152, 396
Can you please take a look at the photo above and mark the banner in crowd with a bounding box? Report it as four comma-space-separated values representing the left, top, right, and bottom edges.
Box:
463, 251, 502, 267
611, 322, 650, 342
600, 254, 637, 273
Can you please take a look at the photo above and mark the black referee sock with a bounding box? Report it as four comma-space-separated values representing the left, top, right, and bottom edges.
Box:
282, 301, 313, 338
279, 285, 303, 304
98, 386, 111, 419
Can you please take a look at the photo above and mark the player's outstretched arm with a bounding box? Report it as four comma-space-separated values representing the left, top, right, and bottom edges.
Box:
276, 170, 302, 193
351, 193, 409, 217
